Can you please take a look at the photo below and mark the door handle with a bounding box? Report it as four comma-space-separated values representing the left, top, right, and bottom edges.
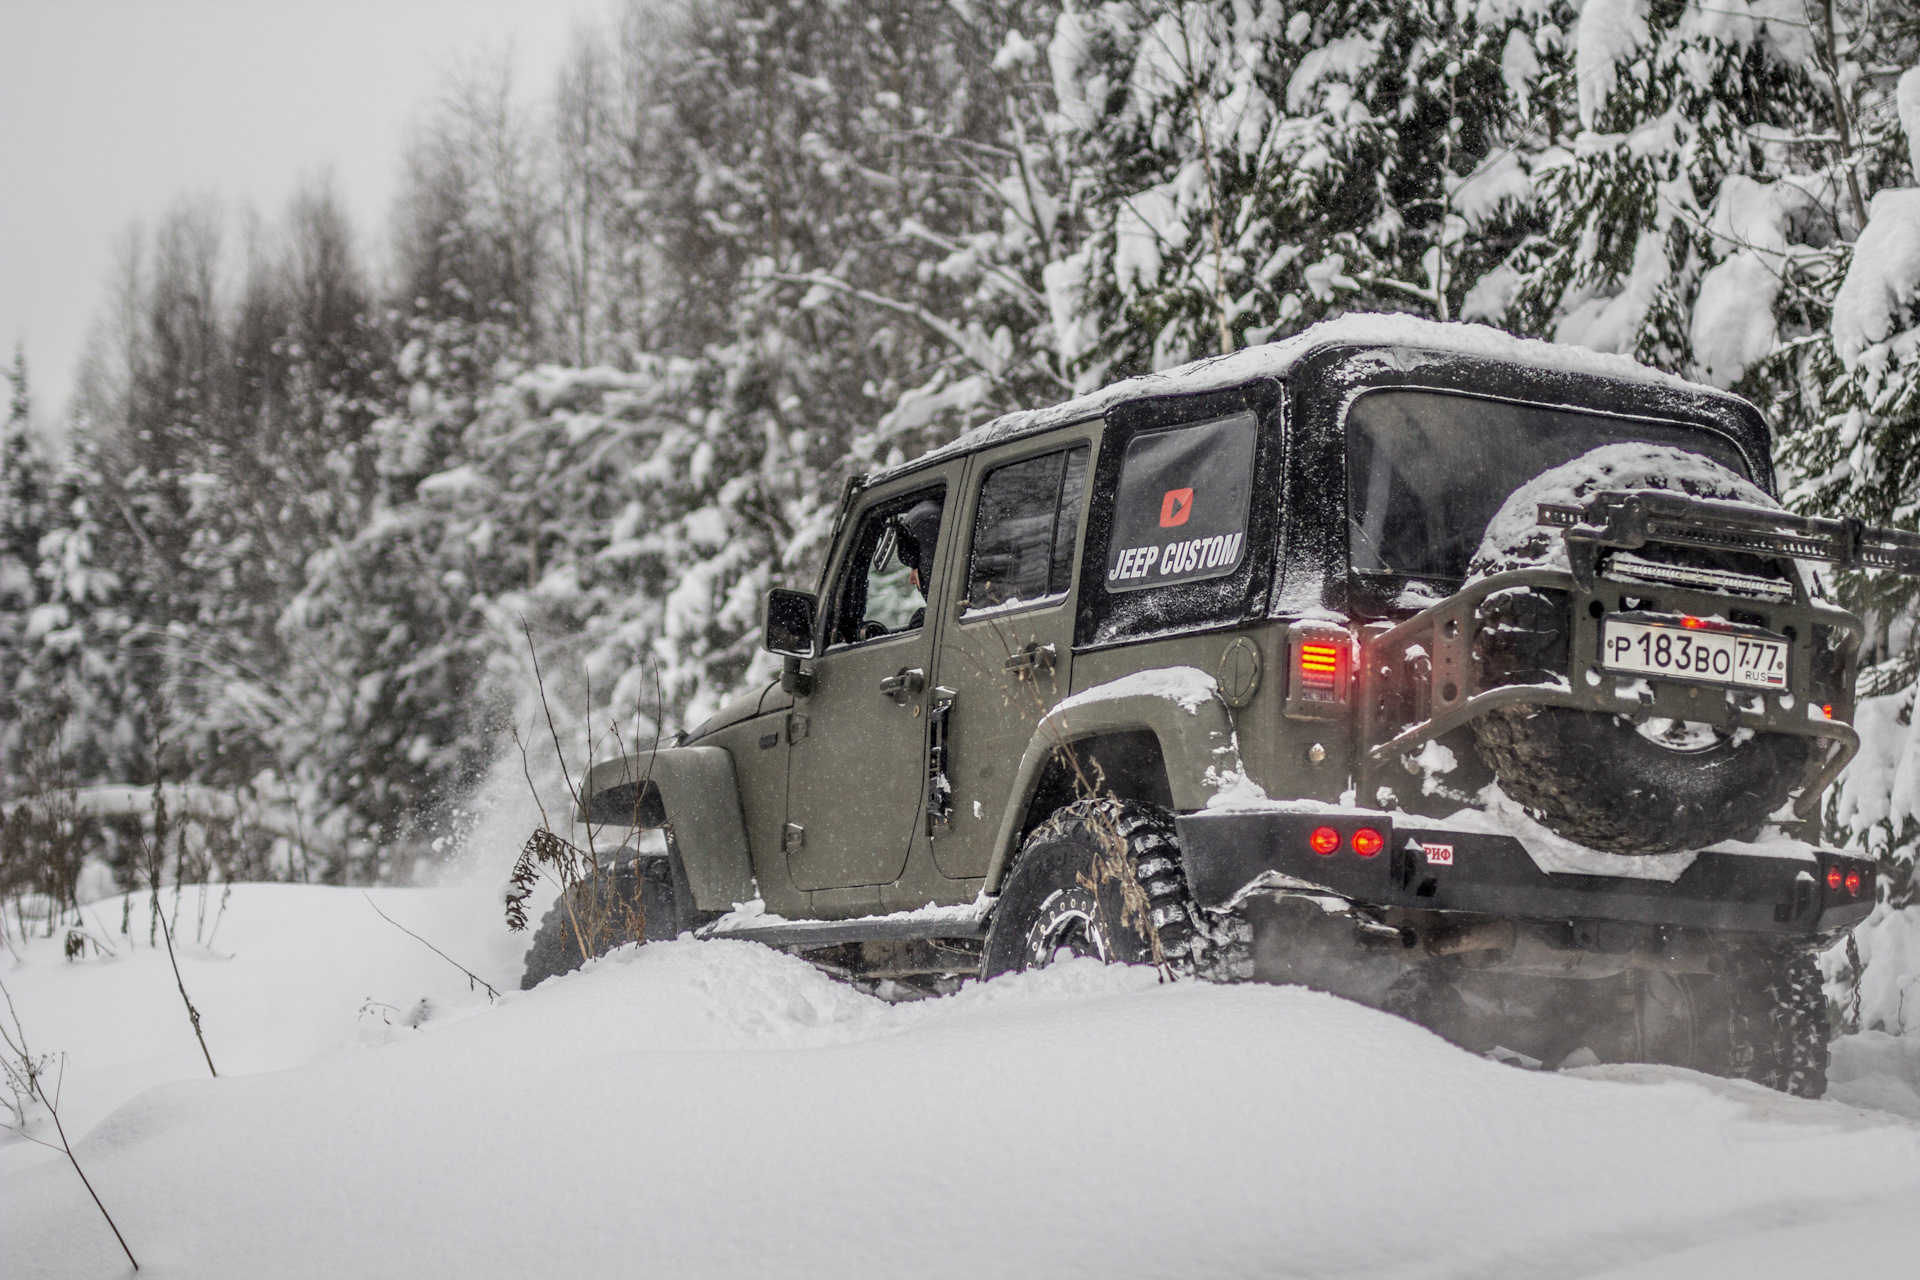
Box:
879, 667, 926, 704
1003, 642, 1057, 677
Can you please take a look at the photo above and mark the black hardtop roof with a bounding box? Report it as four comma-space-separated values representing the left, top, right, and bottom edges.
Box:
869, 313, 1770, 486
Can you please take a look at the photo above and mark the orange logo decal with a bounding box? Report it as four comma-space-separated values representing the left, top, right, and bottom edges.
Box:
1159, 488, 1193, 528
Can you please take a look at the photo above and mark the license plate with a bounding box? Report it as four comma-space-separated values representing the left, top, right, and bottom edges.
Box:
1601, 619, 1788, 690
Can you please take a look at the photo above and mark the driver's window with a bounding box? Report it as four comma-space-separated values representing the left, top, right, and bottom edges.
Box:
829, 486, 946, 647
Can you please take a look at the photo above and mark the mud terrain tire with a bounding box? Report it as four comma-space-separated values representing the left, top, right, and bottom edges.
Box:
1467, 444, 1813, 854
1704, 944, 1830, 1098
519, 850, 676, 989
982, 799, 1199, 978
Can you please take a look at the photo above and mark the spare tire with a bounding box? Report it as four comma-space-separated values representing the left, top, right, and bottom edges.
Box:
1465, 444, 1814, 855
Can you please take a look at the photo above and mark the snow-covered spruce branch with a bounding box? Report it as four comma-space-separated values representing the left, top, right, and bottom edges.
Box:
775, 271, 980, 361
1351, 269, 1444, 313
774, 270, 1039, 391
894, 219, 1048, 315
892, 124, 1064, 266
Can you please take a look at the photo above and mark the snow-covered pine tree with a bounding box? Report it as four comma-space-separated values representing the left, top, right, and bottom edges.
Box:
273, 69, 548, 879
1775, 41, 1920, 935
434, 0, 1087, 755
1504, 0, 1833, 370
1046, 0, 1560, 381
1, 349, 50, 797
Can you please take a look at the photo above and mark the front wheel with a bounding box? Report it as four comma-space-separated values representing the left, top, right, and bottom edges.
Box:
982, 799, 1199, 979
518, 850, 677, 989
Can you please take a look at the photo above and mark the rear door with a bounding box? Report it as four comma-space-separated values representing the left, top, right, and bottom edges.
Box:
923, 425, 1098, 881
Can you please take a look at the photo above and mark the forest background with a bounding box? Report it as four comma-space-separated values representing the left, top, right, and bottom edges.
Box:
2, 0, 1917, 1022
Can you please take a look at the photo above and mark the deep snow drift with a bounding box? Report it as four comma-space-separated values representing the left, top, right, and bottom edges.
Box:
4, 885, 1920, 1279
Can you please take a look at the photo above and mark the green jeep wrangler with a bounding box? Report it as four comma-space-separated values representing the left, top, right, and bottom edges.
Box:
524, 315, 1908, 1098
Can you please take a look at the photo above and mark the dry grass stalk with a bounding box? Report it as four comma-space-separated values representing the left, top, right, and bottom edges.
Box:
137, 780, 217, 1078
501, 623, 652, 965
361, 892, 500, 1000
1, 980, 141, 1271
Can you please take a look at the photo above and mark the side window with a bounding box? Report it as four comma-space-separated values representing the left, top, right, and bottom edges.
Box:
828, 486, 946, 647
964, 445, 1089, 614
1103, 411, 1257, 592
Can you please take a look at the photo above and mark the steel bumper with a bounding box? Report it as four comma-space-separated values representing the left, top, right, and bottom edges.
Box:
1175, 808, 1876, 937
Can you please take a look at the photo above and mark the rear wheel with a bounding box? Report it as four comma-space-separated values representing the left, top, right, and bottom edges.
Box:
982, 799, 1199, 978
1698, 944, 1830, 1098
1377, 942, 1829, 1097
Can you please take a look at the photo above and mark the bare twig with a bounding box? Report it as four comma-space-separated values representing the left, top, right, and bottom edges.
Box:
151, 904, 216, 1078
1168, 5, 1235, 354
520, 620, 597, 963
521, 618, 584, 822
1806, 0, 1868, 227
362, 893, 500, 1001
1, 982, 140, 1271
143, 780, 216, 1077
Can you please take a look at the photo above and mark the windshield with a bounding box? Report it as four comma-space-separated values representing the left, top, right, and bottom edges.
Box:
1346, 390, 1755, 583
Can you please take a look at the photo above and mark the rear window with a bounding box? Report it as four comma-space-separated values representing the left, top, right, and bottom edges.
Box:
965, 445, 1089, 614
1103, 411, 1258, 593
1347, 390, 1754, 583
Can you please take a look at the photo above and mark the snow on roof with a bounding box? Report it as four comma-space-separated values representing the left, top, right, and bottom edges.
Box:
892, 313, 1721, 479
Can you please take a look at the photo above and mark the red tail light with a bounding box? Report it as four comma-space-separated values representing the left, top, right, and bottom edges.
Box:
1827, 865, 1844, 891
1309, 826, 1340, 855
1846, 869, 1863, 896
1286, 623, 1350, 719
1299, 642, 1342, 690
1351, 827, 1384, 858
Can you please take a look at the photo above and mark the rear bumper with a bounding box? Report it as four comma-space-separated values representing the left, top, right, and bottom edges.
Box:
1175, 807, 1876, 938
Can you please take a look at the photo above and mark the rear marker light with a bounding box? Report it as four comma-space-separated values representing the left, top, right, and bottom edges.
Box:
1351, 828, 1384, 858
1827, 865, 1844, 892
1309, 826, 1340, 856
1846, 869, 1863, 896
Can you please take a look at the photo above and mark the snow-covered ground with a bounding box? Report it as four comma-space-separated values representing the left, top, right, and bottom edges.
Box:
4, 884, 1920, 1279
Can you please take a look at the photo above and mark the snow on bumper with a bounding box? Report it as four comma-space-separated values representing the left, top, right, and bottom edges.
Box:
1175, 808, 1877, 937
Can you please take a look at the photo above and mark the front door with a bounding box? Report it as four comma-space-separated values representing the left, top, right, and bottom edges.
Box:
785, 470, 959, 891
924, 429, 1097, 880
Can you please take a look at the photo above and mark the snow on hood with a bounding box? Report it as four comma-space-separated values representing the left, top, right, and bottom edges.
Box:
1467, 442, 1777, 580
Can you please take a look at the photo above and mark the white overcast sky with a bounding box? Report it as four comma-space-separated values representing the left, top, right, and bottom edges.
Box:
1, 0, 613, 422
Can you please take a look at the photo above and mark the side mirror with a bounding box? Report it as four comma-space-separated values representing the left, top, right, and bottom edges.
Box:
763, 588, 818, 658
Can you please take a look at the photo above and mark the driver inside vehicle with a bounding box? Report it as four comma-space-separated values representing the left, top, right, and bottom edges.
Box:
894, 498, 941, 593
852, 495, 943, 641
